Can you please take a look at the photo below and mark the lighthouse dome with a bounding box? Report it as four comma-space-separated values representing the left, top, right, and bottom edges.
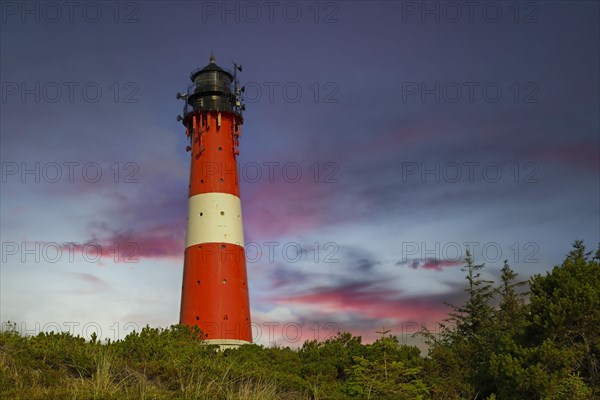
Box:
187, 55, 235, 113
190, 55, 233, 82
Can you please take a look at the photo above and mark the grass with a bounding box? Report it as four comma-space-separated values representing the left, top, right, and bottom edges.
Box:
0, 324, 309, 400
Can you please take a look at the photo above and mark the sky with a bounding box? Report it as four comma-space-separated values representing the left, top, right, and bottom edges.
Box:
1, 1, 599, 348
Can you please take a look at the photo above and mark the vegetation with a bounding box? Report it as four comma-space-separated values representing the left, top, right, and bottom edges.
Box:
421, 240, 599, 399
1, 241, 598, 399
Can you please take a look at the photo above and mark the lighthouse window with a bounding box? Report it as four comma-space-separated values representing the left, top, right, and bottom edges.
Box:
195, 316, 199, 321
218, 147, 222, 151
222, 279, 227, 284
197, 280, 201, 285
220, 211, 225, 216
219, 178, 224, 183
200, 212, 203, 216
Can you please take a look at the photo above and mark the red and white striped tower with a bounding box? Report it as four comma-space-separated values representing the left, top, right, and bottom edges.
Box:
177, 55, 251, 347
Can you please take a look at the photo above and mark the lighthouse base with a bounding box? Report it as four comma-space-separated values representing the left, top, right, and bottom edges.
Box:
204, 338, 252, 350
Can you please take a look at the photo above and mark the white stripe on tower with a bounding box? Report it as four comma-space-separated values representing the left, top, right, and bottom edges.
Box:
185, 192, 244, 248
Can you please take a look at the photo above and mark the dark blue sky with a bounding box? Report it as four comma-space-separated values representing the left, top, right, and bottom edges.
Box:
1, 1, 598, 345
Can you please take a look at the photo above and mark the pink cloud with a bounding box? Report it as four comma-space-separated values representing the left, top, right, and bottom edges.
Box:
420, 259, 463, 271
100, 229, 184, 260
272, 282, 450, 324
49, 226, 184, 263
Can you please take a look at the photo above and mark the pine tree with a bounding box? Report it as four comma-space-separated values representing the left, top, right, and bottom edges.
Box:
489, 241, 599, 399
421, 249, 496, 399
528, 241, 599, 393
497, 260, 528, 340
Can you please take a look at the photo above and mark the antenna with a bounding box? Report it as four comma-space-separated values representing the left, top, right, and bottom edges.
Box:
375, 326, 391, 338
232, 61, 245, 113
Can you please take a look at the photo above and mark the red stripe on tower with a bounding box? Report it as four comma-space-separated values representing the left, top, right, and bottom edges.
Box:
177, 55, 251, 348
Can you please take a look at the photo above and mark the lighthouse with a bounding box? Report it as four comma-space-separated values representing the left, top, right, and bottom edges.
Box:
177, 55, 251, 347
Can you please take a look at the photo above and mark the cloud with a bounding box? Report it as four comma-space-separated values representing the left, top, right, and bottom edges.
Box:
272, 281, 458, 324
253, 277, 469, 347
59, 227, 184, 262
397, 258, 463, 271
